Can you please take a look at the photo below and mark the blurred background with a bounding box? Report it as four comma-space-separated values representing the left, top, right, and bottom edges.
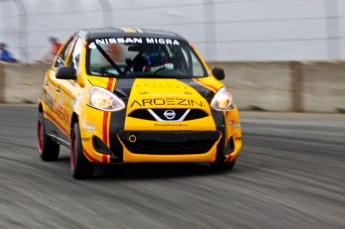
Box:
1, 0, 345, 63
0, 0, 345, 112
1, 2, 345, 228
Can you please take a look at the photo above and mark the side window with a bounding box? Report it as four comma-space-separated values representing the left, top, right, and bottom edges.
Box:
181, 46, 204, 76
181, 49, 189, 67
68, 37, 83, 75
54, 37, 74, 68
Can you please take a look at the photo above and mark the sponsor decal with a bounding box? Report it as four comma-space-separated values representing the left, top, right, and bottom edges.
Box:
154, 123, 188, 127
235, 137, 242, 141
230, 120, 241, 128
89, 37, 180, 49
43, 91, 54, 111
53, 101, 69, 124
82, 121, 96, 132
73, 94, 83, 109
235, 124, 241, 129
44, 111, 69, 136
82, 137, 90, 142
130, 98, 203, 107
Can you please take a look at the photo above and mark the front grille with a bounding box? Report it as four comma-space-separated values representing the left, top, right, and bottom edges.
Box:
151, 109, 187, 121
127, 109, 156, 121
127, 109, 208, 121
122, 140, 215, 155
184, 109, 208, 120
117, 131, 219, 155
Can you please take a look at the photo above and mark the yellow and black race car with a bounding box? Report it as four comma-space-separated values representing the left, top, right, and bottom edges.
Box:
37, 27, 242, 179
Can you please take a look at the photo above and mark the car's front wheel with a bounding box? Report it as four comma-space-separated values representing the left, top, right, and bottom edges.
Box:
70, 122, 95, 179
210, 161, 236, 171
37, 112, 60, 161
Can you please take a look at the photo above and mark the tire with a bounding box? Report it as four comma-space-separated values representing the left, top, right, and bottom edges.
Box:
37, 112, 60, 161
210, 161, 236, 171
70, 122, 95, 179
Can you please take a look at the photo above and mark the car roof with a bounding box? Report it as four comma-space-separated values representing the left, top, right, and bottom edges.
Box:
78, 27, 186, 41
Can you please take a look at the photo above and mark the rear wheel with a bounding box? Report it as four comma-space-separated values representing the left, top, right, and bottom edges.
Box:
210, 161, 236, 171
70, 122, 95, 179
37, 112, 60, 161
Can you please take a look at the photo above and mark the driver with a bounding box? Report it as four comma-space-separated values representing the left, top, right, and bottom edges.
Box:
144, 50, 170, 73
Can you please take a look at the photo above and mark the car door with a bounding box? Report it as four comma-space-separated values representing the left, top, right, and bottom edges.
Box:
43, 36, 75, 136
54, 35, 83, 143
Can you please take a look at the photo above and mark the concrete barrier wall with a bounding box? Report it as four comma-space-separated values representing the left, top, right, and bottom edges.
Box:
0, 61, 344, 113
301, 61, 345, 113
207, 61, 345, 113
207, 61, 292, 112
0, 63, 48, 104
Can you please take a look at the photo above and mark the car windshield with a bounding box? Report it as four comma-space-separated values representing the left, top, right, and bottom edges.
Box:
86, 36, 208, 78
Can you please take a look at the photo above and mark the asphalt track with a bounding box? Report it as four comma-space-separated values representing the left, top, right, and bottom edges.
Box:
0, 106, 344, 229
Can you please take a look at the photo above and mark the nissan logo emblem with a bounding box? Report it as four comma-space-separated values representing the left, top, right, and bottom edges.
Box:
163, 110, 176, 120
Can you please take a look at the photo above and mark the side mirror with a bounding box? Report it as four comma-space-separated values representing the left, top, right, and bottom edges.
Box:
56, 66, 76, 80
212, 67, 225, 80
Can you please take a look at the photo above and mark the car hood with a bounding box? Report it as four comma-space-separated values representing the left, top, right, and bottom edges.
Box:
87, 77, 223, 111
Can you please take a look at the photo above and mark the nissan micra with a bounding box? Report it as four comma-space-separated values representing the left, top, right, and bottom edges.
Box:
37, 28, 242, 179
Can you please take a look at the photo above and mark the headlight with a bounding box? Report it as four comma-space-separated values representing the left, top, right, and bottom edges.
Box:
210, 87, 235, 111
88, 86, 125, 111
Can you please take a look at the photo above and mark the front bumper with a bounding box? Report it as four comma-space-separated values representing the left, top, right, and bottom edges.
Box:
81, 129, 240, 164
79, 107, 242, 164
117, 131, 220, 155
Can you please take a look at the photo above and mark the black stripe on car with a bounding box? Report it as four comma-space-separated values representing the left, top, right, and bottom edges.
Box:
108, 78, 135, 162
211, 110, 227, 162
178, 79, 215, 100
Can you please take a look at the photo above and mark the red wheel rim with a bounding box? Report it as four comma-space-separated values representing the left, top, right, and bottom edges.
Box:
70, 130, 76, 171
37, 119, 43, 153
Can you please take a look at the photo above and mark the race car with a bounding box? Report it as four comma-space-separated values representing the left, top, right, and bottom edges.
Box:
37, 27, 242, 179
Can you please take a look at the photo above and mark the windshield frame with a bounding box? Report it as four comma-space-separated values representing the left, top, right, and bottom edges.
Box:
84, 36, 209, 79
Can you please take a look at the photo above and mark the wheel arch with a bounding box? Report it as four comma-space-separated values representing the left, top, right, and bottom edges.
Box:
70, 112, 79, 135
38, 102, 43, 113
